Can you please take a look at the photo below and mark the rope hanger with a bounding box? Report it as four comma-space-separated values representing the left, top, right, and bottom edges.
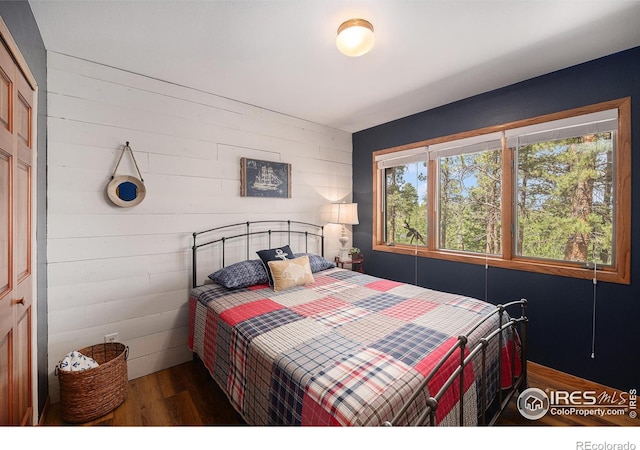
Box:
111, 141, 144, 182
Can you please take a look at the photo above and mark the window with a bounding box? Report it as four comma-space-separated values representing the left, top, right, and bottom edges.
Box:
372, 98, 631, 284
513, 112, 616, 266
384, 162, 427, 245
437, 143, 502, 255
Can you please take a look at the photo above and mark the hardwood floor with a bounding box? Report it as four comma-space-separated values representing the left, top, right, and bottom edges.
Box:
496, 362, 638, 426
41, 360, 637, 427
42, 359, 245, 426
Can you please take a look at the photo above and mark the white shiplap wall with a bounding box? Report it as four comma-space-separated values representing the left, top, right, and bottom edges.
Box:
46, 52, 353, 402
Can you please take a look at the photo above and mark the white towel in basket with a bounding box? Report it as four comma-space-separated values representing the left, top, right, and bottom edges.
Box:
58, 351, 99, 372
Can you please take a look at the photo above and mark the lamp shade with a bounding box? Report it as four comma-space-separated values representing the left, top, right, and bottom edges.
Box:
336, 19, 375, 57
332, 202, 359, 225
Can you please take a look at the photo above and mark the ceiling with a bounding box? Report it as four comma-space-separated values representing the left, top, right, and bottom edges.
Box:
28, 0, 640, 133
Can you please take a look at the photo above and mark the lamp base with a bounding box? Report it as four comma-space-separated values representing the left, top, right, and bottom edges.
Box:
338, 226, 349, 261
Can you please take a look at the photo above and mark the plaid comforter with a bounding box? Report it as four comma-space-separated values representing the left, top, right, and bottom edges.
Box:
189, 267, 521, 426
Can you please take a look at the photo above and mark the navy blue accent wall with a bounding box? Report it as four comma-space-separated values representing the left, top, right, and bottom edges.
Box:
353, 46, 640, 391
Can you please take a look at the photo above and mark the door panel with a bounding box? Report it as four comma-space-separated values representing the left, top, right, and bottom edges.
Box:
16, 162, 29, 280
0, 69, 9, 132
15, 93, 29, 147
14, 306, 30, 425
0, 151, 9, 296
0, 333, 10, 425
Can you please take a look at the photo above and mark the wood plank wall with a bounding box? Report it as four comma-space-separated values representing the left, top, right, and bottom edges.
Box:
45, 52, 352, 402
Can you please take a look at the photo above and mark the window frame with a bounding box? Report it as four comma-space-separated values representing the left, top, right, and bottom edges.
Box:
372, 98, 631, 284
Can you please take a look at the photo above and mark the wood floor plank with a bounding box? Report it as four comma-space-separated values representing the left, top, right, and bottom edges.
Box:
111, 384, 144, 426
127, 373, 176, 426
496, 362, 638, 427
164, 390, 204, 426
41, 360, 638, 427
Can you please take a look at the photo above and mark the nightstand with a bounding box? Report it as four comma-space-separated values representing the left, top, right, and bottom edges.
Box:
335, 255, 364, 273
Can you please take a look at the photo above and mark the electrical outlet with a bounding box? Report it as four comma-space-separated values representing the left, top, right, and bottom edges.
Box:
104, 333, 118, 343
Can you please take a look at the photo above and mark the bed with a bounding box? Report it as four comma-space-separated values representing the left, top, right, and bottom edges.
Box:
189, 221, 527, 426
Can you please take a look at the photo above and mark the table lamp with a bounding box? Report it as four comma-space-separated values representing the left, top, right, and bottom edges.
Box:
332, 202, 359, 261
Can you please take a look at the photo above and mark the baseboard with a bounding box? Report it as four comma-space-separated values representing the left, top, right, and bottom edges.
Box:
38, 395, 51, 426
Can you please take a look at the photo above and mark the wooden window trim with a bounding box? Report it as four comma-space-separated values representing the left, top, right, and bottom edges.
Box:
372, 98, 631, 284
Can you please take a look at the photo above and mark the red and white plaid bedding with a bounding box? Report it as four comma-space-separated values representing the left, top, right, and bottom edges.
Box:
189, 267, 521, 426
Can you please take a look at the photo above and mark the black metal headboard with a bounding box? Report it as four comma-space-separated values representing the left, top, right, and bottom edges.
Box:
192, 220, 325, 288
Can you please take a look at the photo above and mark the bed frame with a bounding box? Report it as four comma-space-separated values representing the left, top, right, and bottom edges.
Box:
192, 220, 325, 289
191, 220, 528, 426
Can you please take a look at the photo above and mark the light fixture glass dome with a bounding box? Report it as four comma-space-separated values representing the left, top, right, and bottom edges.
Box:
336, 18, 375, 57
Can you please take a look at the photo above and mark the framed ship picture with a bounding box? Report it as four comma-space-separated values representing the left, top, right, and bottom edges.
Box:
240, 157, 292, 198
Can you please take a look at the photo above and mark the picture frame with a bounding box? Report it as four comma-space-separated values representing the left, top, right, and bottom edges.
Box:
241, 157, 291, 198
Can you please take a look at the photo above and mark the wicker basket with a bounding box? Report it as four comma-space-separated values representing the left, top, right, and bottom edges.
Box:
56, 342, 129, 423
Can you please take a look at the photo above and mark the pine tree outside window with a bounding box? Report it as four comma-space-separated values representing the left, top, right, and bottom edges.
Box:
372, 98, 630, 284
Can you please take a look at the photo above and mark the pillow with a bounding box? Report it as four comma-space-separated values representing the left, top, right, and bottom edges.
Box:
208, 259, 268, 289
268, 255, 315, 292
294, 253, 336, 273
257, 245, 295, 286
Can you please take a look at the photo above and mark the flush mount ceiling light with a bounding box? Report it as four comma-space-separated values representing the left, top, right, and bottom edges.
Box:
336, 18, 375, 57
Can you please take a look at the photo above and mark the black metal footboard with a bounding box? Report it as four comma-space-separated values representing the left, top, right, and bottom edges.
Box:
384, 299, 528, 426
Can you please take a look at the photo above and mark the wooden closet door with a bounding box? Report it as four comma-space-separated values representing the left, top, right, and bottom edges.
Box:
0, 32, 35, 426
13, 64, 33, 426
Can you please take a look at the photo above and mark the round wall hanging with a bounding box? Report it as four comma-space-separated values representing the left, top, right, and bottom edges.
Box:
107, 142, 146, 208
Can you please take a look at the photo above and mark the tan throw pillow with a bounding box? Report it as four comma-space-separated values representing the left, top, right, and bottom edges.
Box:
268, 255, 315, 292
